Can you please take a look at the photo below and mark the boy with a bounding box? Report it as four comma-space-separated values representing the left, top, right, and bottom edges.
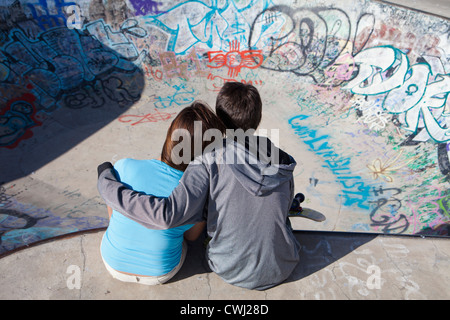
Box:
97, 82, 301, 290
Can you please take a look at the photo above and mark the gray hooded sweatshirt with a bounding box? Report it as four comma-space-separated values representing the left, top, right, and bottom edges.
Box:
97, 135, 301, 290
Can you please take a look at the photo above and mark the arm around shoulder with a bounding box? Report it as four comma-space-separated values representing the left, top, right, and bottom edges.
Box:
96, 161, 210, 229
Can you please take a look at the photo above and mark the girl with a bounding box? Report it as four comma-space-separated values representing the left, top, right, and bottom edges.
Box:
100, 101, 225, 285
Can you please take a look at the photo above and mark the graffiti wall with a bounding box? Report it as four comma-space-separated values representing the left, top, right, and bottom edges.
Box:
0, 0, 449, 253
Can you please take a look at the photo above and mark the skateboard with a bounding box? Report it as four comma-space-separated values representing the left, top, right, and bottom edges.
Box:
288, 193, 326, 222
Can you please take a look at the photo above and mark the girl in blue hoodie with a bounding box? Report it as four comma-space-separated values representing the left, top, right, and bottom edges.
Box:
100, 101, 225, 285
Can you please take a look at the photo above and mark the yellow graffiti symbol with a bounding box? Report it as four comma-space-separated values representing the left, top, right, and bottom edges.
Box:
367, 150, 419, 183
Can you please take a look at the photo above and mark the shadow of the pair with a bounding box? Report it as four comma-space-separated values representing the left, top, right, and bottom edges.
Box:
169, 230, 378, 288
286, 231, 378, 283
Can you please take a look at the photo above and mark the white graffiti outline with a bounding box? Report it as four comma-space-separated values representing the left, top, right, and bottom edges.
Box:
343, 45, 450, 142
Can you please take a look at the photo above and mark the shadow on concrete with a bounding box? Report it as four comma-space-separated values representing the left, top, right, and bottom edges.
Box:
168, 235, 213, 284
0, 20, 145, 254
0, 24, 146, 184
166, 230, 379, 288
285, 231, 378, 284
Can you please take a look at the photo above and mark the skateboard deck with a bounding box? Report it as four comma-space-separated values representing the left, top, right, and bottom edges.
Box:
288, 207, 326, 222
288, 193, 326, 222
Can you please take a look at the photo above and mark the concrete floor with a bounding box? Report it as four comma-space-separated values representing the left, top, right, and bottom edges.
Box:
1, 229, 449, 300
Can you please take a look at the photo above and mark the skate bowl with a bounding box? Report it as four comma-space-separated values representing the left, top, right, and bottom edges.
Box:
1, 0, 450, 256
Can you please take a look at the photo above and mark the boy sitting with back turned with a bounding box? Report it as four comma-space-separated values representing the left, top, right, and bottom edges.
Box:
97, 82, 301, 290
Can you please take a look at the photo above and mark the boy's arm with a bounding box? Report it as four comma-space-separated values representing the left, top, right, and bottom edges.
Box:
97, 161, 209, 229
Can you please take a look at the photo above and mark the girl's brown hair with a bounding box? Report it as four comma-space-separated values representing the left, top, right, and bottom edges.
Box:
161, 101, 225, 171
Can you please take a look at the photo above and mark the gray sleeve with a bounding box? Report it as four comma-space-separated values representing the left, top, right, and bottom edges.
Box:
97, 162, 209, 229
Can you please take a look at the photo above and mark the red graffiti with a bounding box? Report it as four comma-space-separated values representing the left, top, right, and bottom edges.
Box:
144, 64, 163, 81
0, 93, 41, 149
207, 40, 264, 77
354, 23, 441, 60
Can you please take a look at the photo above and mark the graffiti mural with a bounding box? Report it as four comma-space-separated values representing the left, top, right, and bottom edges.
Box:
207, 40, 264, 77
249, 5, 355, 83
0, 0, 449, 254
343, 46, 450, 143
0, 23, 145, 149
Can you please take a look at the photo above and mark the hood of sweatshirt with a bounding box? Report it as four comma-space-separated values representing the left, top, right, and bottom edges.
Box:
222, 134, 297, 197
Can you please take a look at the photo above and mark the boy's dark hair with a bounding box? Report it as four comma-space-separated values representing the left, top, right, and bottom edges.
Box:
215, 82, 262, 131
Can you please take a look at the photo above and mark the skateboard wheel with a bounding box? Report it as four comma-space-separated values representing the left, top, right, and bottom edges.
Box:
290, 198, 300, 210
295, 193, 305, 203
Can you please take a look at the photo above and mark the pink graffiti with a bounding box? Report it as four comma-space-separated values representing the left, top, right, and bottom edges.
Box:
324, 53, 356, 82
118, 109, 176, 125
206, 73, 263, 92
405, 186, 450, 234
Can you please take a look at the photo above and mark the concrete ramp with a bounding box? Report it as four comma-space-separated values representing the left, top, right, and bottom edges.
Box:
1, 0, 450, 255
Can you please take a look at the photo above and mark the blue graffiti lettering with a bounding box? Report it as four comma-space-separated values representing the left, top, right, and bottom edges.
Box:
289, 114, 374, 209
